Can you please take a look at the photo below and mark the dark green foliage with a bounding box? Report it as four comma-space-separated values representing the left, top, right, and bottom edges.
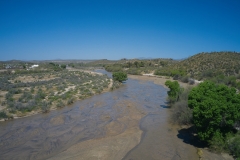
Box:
228, 134, 240, 158
165, 80, 183, 103
112, 72, 128, 82
61, 64, 66, 69
188, 81, 240, 141
209, 132, 228, 153
0, 111, 8, 119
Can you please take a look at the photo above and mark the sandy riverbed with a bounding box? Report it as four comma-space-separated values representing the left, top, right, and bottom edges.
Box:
0, 74, 233, 160
128, 75, 233, 160
48, 99, 145, 160
128, 74, 191, 88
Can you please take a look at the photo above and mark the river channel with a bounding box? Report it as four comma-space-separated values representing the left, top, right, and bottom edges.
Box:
0, 70, 198, 160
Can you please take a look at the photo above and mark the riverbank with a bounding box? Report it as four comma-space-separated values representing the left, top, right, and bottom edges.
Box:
128, 74, 191, 88
49, 75, 199, 160
0, 73, 233, 160
127, 74, 233, 160
0, 70, 113, 121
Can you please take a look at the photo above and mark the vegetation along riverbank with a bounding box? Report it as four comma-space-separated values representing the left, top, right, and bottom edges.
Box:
0, 63, 114, 121
165, 79, 240, 160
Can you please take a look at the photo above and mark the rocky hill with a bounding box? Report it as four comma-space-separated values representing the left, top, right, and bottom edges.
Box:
155, 52, 240, 80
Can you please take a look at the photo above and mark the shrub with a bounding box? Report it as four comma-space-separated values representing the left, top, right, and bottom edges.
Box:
209, 132, 227, 153
188, 79, 195, 85
57, 100, 65, 108
228, 134, 240, 158
171, 100, 192, 125
165, 80, 183, 103
181, 76, 189, 83
0, 111, 8, 119
112, 72, 128, 82
41, 101, 50, 113
67, 98, 74, 104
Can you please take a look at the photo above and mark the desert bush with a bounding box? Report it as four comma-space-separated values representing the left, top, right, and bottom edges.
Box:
41, 101, 50, 113
57, 100, 65, 108
173, 74, 180, 80
5, 92, 13, 100
1, 101, 6, 106
7, 101, 15, 108
111, 81, 121, 90
14, 102, 24, 110
180, 76, 189, 83
171, 100, 192, 125
188, 79, 195, 85
67, 98, 74, 105
0, 111, 8, 119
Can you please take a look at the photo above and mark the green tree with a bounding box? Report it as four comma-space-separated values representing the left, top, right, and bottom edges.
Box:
165, 80, 183, 103
112, 72, 127, 82
134, 61, 139, 68
0, 111, 8, 119
61, 64, 66, 69
140, 61, 144, 67
188, 81, 240, 142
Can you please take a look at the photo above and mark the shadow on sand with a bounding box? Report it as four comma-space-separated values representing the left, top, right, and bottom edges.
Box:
160, 104, 170, 108
177, 126, 208, 148
160, 101, 171, 108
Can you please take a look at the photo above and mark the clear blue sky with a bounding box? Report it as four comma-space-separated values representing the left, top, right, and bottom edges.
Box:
1, 0, 240, 60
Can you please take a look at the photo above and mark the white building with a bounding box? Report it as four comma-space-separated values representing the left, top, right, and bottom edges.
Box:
30, 64, 39, 68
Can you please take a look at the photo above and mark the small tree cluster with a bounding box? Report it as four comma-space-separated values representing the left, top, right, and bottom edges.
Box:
165, 80, 183, 103
112, 72, 127, 83
188, 81, 240, 142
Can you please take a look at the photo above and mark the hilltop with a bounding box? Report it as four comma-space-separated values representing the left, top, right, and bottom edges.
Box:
170, 52, 240, 78
154, 52, 240, 89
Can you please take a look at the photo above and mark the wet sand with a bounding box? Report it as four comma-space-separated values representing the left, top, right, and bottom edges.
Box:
48, 98, 146, 160
48, 127, 142, 160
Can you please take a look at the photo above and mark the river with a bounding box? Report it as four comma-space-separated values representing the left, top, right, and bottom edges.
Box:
0, 70, 199, 160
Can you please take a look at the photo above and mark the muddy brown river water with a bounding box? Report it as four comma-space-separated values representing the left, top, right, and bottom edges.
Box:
0, 70, 201, 160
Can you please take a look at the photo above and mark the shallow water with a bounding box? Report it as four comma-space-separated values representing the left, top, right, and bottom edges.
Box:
0, 70, 197, 160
